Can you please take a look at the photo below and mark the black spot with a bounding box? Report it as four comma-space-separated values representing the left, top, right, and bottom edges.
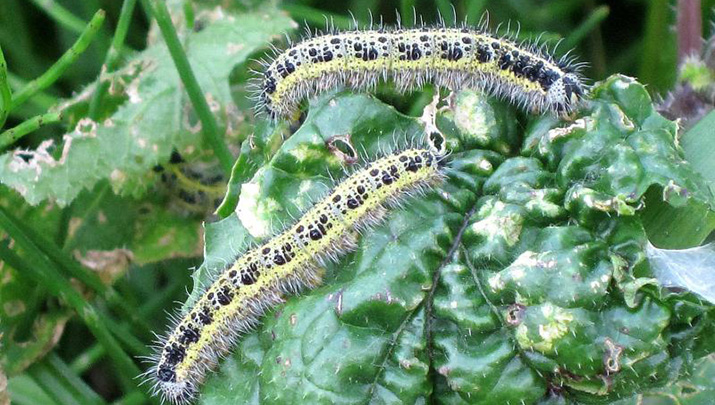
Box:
539, 70, 560, 90
563, 75, 583, 100
370, 169, 379, 176
462, 36, 472, 44
409, 45, 422, 61
399, 155, 408, 162
476, 45, 491, 63
217, 286, 233, 305
378, 36, 387, 43
157, 367, 176, 383
491, 42, 500, 49
398, 43, 406, 53
207, 292, 214, 300
241, 269, 258, 285
166, 344, 185, 364
499, 53, 512, 70
526, 61, 544, 82
511, 55, 530, 77
354, 43, 363, 51
347, 198, 359, 209
330, 38, 341, 44
198, 306, 212, 325
296, 225, 305, 233
309, 229, 322, 240
273, 255, 286, 265
317, 223, 327, 235
284, 243, 292, 252
415, 156, 422, 163
264, 77, 276, 94
440, 41, 448, 51
357, 185, 365, 194
420, 35, 429, 42
285, 61, 295, 74
319, 214, 328, 223
170, 150, 184, 163
262, 247, 271, 254
382, 174, 393, 185
406, 160, 419, 172
309, 48, 317, 57
179, 326, 200, 344
332, 195, 341, 203
229, 270, 237, 278
324, 51, 333, 62
363, 47, 378, 61
448, 47, 463, 61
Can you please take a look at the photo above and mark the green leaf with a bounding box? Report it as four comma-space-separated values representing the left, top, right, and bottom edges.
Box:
177, 75, 714, 403
638, 110, 715, 248
0, 7, 295, 206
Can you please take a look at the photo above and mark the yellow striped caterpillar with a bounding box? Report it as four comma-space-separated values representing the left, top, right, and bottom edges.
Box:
256, 21, 587, 119
147, 147, 446, 404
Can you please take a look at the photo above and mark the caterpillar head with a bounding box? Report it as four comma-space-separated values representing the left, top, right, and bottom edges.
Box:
157, 379, 197, 405
546, 73, 586, 115
153, 364, 198, 404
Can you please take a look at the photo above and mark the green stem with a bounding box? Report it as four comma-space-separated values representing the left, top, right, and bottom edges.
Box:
435, 0, 454, 23
69, 344, 106, 375
10, 10, 106, 111
148, 0, 233, 175
71, 274, 186, 374
70, 270, 184, 374
0, 241, 141, 388
105, 315, 151, 356
0, 203, 152, 337
562, 5, 610, 50
89, 0, 139, 120
399, 0, 417, 24
7, 72, 57, 110
112, 391, 150, 405
29, 353, 107, 404
28, 0, 87, 35
463, 0, 488, 25
0, 45, 10, 128
0, 112, 62, 150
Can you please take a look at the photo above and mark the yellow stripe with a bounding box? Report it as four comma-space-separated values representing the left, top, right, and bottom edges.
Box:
261, 28, 583, 118
155, 148, 442, 400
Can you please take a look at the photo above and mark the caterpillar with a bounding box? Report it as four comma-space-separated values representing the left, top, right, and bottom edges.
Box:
256, 20, 587, 119
147, 147, 446, 404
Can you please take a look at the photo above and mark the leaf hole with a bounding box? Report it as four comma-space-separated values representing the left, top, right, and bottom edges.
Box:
327, 134, 358, 164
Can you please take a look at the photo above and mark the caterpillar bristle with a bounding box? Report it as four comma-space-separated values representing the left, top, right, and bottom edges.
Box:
148, 146, 446, 403
253, 16, 587, 120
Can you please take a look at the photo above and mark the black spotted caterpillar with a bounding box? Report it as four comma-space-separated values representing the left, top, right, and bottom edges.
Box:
257, 23, 587, 118
148, 147, 445, 403
148, 16, 589, 404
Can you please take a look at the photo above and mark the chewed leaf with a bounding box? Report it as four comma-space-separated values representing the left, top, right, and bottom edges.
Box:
647, 241, 715, 304
159, 76, 714, 403
0, 8, 295, 206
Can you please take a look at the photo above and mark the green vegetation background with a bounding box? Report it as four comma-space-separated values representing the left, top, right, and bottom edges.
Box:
0, 0, 714, 404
